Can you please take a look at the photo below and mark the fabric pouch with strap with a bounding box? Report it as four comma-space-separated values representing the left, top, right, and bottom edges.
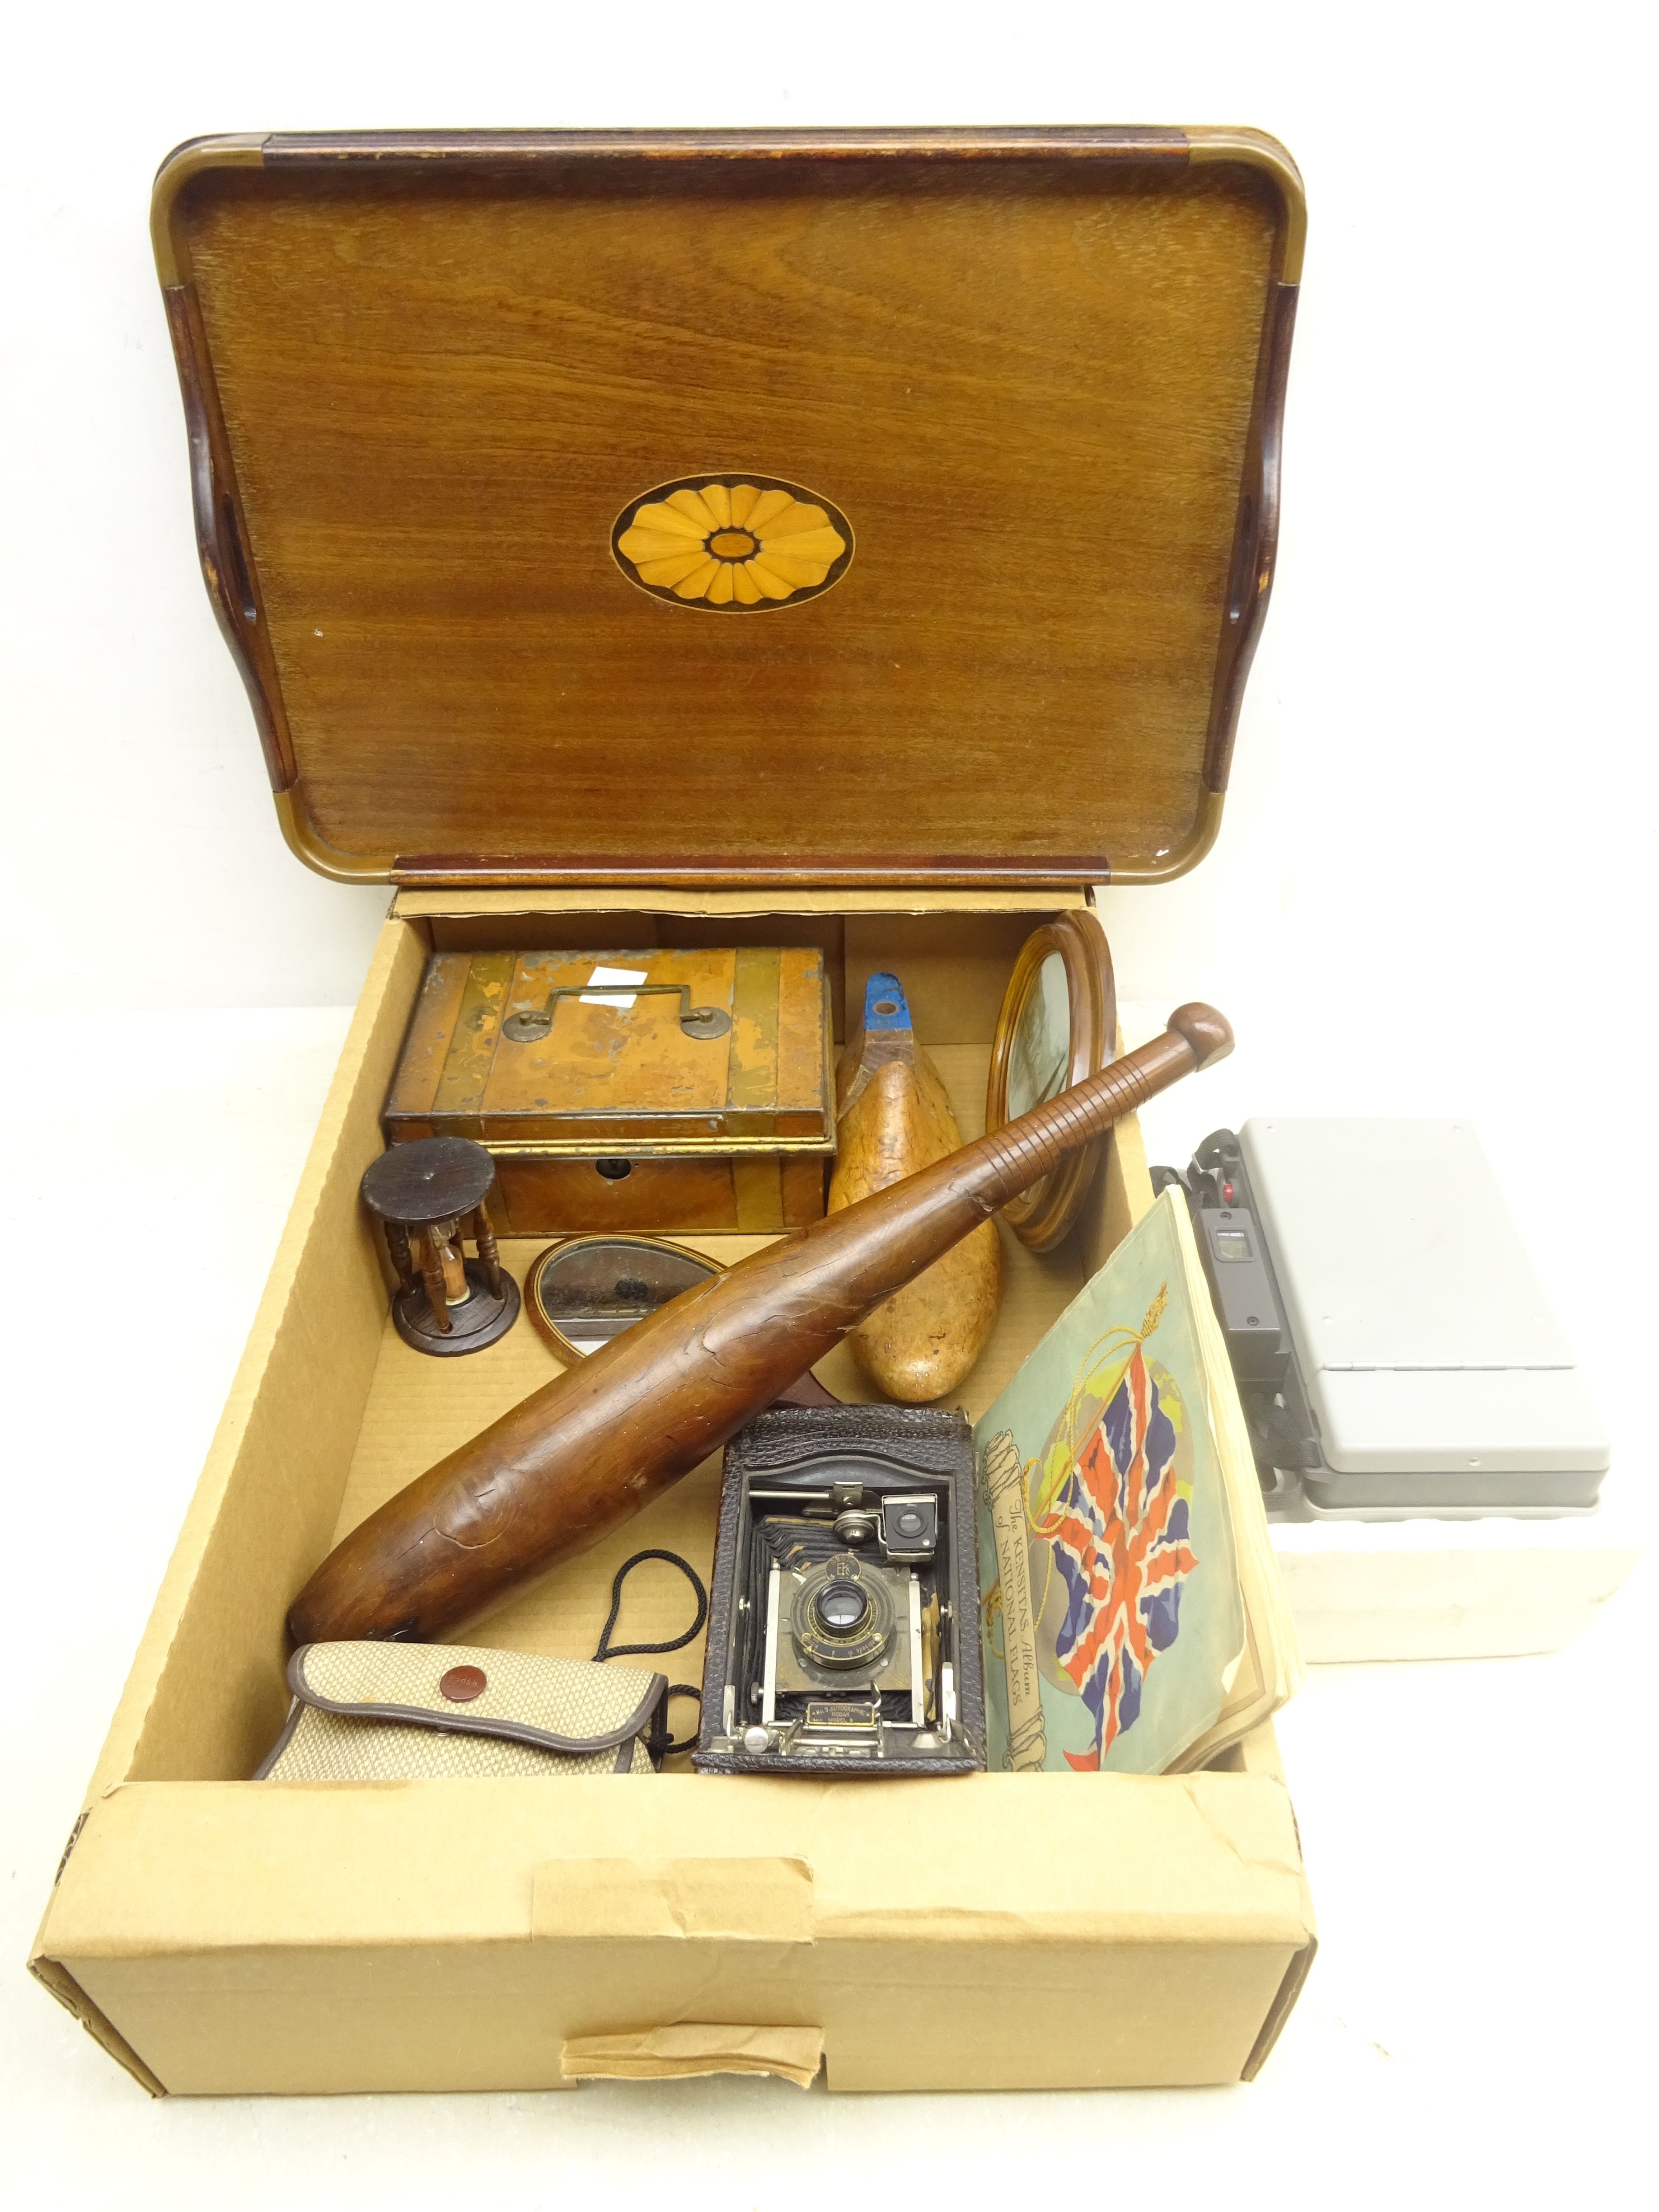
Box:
254, 1550, 709, 1780
255, 1641, 668, 1779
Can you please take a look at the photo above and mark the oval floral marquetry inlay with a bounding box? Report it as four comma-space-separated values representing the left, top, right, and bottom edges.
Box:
612, 476, 853, 611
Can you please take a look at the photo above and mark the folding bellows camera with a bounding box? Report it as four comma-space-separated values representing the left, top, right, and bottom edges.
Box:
695, 1405, 986, 1776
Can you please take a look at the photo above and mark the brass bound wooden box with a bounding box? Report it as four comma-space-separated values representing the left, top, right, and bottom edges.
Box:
384, 945, 834, 1233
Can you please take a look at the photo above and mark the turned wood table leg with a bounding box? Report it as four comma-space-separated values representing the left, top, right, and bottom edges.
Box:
385, 1219, 417, 1296
473, 1201, 504, 1298
418, 1229, 454, 1333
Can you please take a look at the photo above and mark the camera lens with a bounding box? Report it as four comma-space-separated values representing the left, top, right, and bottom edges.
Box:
813, 1579, 870, 1637
893, 1507, 926, 1539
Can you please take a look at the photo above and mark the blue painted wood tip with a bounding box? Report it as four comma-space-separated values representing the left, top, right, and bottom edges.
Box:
862, 972, 911, 1033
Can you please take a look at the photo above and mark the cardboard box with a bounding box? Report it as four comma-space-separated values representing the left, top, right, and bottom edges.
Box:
31, 894, 1316, 2095
31, 129, 1315, 2095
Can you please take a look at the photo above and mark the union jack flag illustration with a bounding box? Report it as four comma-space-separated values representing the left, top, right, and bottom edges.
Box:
1041, 1344, 1195, 1770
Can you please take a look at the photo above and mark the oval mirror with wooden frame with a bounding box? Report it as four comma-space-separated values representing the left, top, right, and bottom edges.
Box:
984, 910, 1118, 1254
526, 1233, 839, 1406
525, 1234, 725, 1362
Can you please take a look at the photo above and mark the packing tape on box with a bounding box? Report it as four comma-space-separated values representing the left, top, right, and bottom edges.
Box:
560, 2022, 824, 2088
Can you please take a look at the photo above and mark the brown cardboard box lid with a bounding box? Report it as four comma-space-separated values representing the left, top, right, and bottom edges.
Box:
153, 128, 1303, 893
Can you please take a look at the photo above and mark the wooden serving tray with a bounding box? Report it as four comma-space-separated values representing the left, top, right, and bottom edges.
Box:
152, 128, 1302, 891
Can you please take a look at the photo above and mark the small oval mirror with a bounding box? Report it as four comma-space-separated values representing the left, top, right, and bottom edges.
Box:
526, 1234, 721, 1359
984, 911, 1117, 1254
1005, 951, 1073, 1120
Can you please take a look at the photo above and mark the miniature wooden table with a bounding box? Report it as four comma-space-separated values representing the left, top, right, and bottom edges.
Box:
360, 1136, 519, 1355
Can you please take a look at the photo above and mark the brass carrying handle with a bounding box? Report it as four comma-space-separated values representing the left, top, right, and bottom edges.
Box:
501, 983, 732, 1044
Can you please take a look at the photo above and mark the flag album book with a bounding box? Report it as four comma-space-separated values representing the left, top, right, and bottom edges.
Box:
975, 1189, 1303, 1775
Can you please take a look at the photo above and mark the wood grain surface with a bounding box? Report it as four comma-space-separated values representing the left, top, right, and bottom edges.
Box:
384, 946, 830, 1135
157, 133, 1299, 885
828, 989, 1003, 1400
319, 1032, 1086, 1687
382, 942, 833, 1233
287, 1005, 1231, 1643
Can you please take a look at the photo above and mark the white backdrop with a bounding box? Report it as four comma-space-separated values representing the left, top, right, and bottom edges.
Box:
3, 4, 1655, 2204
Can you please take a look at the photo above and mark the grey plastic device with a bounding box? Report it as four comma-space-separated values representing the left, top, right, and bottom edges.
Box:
1191, 1203, 1290, 1382
1239, 1119, 1610, 1515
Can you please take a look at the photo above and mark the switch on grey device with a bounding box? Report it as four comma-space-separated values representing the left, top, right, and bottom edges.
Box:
1155, 1121, 1610, 1517
1192, 1203, 1291, 1384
